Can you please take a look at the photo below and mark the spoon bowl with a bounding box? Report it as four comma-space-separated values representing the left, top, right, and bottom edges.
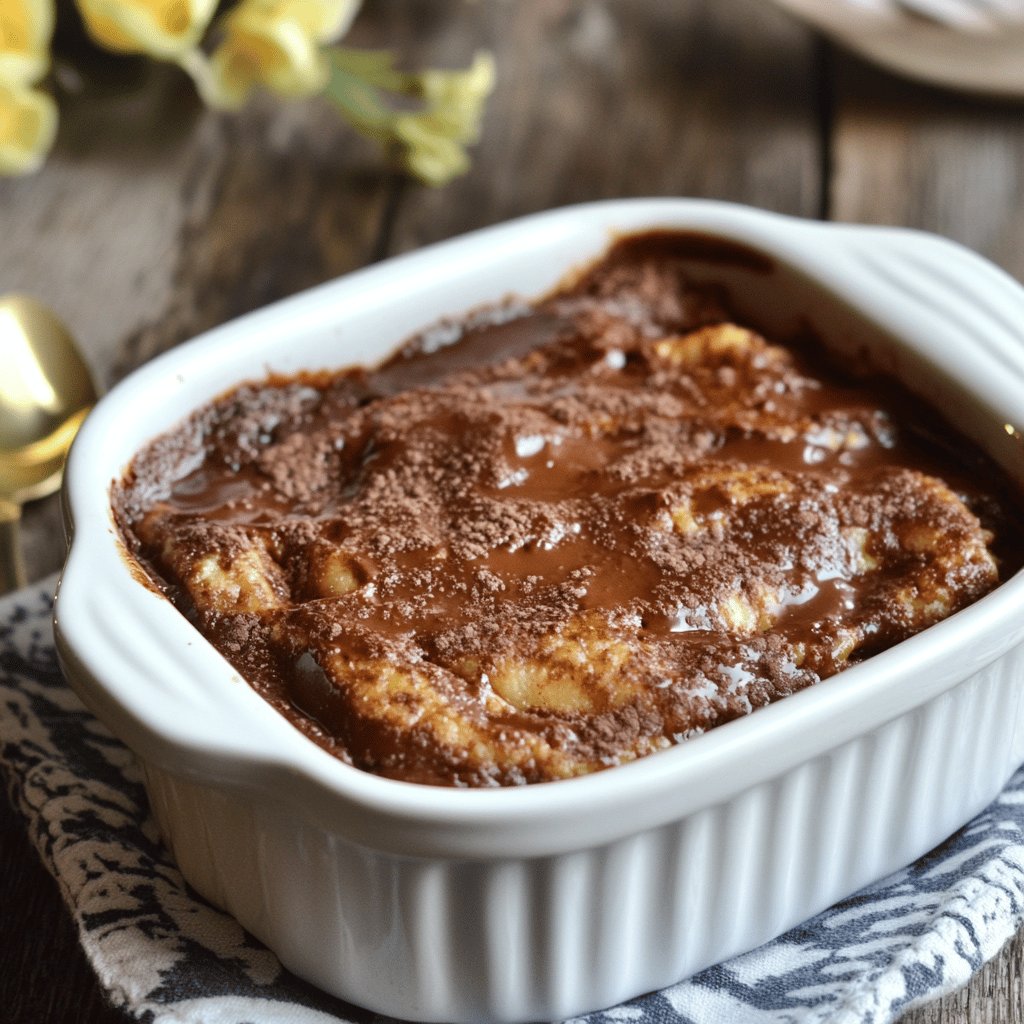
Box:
0, 295, 97, 591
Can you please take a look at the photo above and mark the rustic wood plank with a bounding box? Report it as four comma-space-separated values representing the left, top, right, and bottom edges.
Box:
380, 0, 823, 253
830, 53, 1024, 281
829, 51, 1024, 1024
898, 930, 1024, 1023
0, 785, 129, 1024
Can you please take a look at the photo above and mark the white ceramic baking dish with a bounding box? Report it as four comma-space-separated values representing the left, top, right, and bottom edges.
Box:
55, 199, 1024, 1024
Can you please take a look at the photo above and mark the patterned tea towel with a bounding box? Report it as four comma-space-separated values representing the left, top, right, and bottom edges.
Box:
3, 578, 1024, 1024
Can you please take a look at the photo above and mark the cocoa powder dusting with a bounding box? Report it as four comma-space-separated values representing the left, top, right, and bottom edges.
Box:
113, 231, 1024, 787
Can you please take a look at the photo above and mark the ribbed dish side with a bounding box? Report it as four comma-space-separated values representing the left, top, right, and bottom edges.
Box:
137, 646, 1024, 1024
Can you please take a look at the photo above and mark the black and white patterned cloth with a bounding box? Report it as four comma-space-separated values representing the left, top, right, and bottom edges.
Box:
3, 578, 1024, 1024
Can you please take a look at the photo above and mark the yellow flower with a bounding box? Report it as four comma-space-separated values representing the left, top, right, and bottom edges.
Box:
75, 0, 219, 59
326, 49, 495, 186
397, 52, 495, 185
392, 113, 471, 186
0, 80, 57, 175
0, 0, 55, 85
199, 0, 361, 109
255, 0, 361, 45
416, 53, 496, 127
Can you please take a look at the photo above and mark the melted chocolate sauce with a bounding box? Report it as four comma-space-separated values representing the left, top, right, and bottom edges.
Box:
114, 232, 1024, 786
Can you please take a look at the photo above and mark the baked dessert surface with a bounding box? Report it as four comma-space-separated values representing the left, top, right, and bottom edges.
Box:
115, 234, 1024, 786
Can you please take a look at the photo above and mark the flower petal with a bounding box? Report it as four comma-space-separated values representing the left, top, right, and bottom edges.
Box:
0, 0, 55, 85
394, 114, 470, 186
75, 0, 219, 59
205, 6, 329, 108
0, 80, 57, 175
324, 48, 495, 186
238, 0, 362, 44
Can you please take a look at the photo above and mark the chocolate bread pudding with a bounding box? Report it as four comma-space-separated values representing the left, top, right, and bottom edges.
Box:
114, 233, 1024, 787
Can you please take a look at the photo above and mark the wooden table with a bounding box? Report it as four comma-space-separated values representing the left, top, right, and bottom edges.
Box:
2, 2, 1023, 1020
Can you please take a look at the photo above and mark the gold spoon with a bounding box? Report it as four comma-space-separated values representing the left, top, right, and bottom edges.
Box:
0, 296, 97, 593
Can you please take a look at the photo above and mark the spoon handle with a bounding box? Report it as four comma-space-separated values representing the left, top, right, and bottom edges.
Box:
0, 499, 27, 594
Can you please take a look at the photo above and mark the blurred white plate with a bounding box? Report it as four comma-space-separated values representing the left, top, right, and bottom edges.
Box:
771, 0, 1024, 96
